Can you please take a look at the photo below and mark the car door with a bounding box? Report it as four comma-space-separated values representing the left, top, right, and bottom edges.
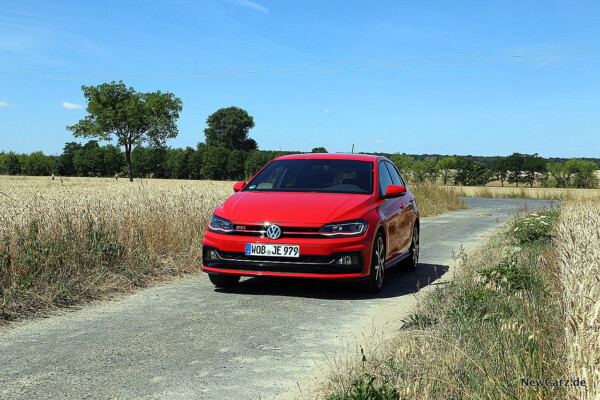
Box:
378, 161, 405, 261
384, 161, 413, 253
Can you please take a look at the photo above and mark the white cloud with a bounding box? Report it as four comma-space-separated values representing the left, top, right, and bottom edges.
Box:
62, 102, 83, 110
226, 0, 269, 13
362, 137, 386, 145
320, 109, 331, 113
0, 101, 15, 107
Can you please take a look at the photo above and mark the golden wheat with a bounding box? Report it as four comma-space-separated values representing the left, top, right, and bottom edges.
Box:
554, 199, 600, 399
0, 176, 233, 259
443, 185, 600, 200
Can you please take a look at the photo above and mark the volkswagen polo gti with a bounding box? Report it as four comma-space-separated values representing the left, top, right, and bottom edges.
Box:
202, 153, 419, 293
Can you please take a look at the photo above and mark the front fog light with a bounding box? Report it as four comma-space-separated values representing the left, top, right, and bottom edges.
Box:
336, 254, 359, 265
205, 249, 219, 259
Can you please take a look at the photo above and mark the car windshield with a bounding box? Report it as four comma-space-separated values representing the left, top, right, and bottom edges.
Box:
245, 159, 374, 194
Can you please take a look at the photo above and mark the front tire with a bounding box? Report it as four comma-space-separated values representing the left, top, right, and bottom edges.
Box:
359, 232, 386, 294
208, 274, 241, 288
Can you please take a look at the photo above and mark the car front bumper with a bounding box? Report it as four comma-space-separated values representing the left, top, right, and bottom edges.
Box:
201, 230, 372, 279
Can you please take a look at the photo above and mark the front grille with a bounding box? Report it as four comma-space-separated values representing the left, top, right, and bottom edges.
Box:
233, 224, 322, 238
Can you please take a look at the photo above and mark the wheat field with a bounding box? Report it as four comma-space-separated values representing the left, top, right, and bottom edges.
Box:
0, 176, 233, 319
554, 199, 600, 399
443, 185, 600, 200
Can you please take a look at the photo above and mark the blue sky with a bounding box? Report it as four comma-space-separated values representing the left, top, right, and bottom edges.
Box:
1, 0, 599, 158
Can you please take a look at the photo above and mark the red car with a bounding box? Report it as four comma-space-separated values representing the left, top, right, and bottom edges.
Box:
202, 153, 419, 293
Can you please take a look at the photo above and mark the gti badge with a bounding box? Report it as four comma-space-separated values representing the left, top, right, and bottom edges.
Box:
266, 224, 282, 240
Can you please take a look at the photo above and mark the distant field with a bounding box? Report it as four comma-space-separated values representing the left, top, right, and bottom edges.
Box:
443, 185, 600, 200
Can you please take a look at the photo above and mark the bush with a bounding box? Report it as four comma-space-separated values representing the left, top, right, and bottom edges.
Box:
512, 210, 559, 244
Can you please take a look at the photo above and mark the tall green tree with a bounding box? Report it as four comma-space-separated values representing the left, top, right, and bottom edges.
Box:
67, 81, 182, 182
204, 107, 257, 151
311, 147, 327, 153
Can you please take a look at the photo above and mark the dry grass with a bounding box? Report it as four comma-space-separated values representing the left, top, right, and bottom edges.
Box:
444, 185, 600, 200
554, 199, 600, 398
324, 208, 569, 399
0, 176, 232, 320
409, 182, 468, 217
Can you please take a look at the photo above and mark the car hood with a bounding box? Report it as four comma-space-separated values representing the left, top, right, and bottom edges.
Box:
215, 191, 375, 224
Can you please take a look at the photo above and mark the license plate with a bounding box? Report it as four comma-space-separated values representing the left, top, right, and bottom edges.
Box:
245, 243, 300, 258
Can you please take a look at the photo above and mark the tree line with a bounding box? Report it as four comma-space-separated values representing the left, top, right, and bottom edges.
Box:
2, 147, 597, 189
389, 153, 599, 188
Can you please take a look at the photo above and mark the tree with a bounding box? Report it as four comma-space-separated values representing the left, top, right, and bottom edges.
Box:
453, 156, 472, 186
204, 107, 257, 151
491, 158, 508, 187
102, 144, 125, 176
523, 154, 546, 188
57, 142, 82, 176
389, 153, 413, 181
131, 145, 168, 178
505, 153, 525, 187
436, 157, 456, 185
202, 147, 231, 180
73, 140, 104, 176
244, 150, 270, 179
5, 152, 21, 175
311, 147, 327, 153
470, 161, 491, 186
423, 157, 439, 183
21, 151, 53, 176
0, 152, 7, 174
411, 160, 427, 183
67, 81, 182, 182
227, 150, 248, 181
548, 162, 569, 188
565, 159, 599, 188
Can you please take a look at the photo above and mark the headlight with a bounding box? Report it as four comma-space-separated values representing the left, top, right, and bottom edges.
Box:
208, 214, 234, 233
320, 219, 368, 237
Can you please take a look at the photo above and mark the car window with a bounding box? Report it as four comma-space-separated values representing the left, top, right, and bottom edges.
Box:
384, 161, 405, 187
378, 162, 394, 196
245, 159, 374, 194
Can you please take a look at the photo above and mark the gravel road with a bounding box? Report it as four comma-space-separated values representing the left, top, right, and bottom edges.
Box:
0, 198, 556, 400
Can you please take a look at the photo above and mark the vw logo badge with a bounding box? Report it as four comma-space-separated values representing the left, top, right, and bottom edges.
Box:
266, 224, 282, 240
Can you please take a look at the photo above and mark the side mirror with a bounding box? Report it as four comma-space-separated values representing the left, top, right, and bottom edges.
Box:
385, 185, 407, 198
233, 181, 246, 192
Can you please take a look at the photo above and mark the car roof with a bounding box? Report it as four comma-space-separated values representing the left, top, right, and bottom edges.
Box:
274, 153, 383, 162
